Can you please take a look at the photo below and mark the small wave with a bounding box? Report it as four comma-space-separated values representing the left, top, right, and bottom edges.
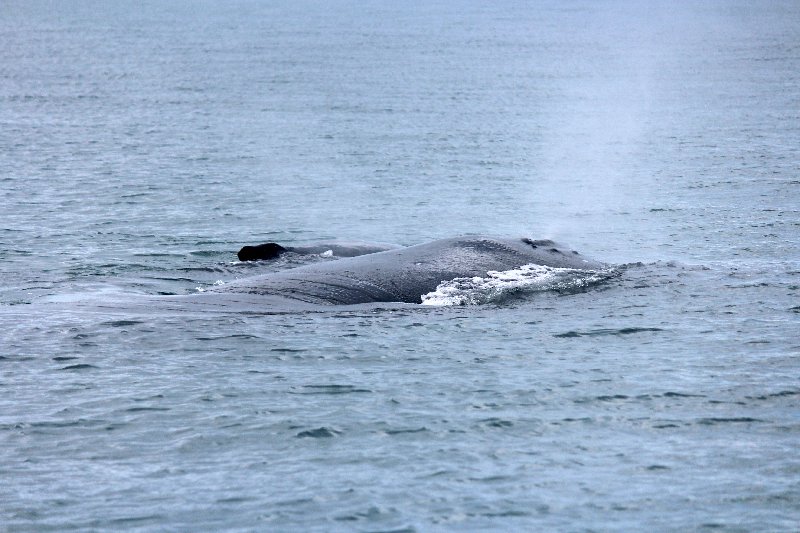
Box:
421, 264, 616, 306
697, 417, 764, 425
289, 384, 371, 395
384, 427, 428, 435
295, 427, 340, 438
59, 363, 98, 371
554, 327, 663, 338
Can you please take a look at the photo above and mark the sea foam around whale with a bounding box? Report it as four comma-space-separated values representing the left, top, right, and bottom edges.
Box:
421, 264, 617, 306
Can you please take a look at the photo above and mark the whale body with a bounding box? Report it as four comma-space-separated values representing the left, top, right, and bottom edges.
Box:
216, 236, 606, 306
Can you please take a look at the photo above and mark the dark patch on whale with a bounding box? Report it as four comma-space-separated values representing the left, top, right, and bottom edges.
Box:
238, 242, 287, 261
218, 236, 607, 306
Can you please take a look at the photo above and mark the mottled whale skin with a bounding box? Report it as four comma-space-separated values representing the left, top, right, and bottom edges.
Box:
218, 236, 605, 305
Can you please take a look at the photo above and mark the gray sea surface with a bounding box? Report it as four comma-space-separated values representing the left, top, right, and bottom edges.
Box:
2, 1, 799, 531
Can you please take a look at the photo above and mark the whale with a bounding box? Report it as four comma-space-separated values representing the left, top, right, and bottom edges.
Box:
237, 241, 399, 261
213, 236, 607, 306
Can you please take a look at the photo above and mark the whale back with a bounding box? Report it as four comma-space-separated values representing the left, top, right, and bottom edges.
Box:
219, 237, 605, 305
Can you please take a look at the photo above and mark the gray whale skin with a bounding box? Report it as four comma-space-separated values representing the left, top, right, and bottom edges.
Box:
217, 236, 605, 305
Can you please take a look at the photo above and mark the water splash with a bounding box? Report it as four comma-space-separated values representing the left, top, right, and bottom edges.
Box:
421, 264, 615, 306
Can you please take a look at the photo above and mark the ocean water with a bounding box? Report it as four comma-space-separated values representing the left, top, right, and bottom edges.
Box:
2, 1, 799, 531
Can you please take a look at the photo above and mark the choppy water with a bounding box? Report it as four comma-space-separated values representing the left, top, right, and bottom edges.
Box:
2, 1, 799, 531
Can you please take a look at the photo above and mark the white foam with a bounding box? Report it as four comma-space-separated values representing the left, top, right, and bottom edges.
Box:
421, 264, 613, 306
195, 280, 226, 293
